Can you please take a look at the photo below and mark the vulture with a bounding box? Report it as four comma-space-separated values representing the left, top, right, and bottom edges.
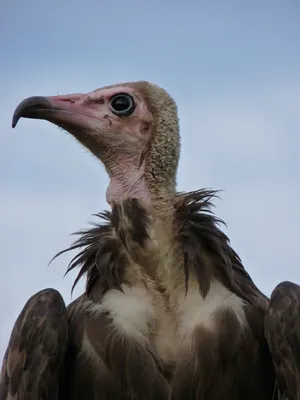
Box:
0, 80, 293, 399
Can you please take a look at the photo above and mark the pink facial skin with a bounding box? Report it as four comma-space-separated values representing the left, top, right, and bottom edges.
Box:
12, 85, 154, 206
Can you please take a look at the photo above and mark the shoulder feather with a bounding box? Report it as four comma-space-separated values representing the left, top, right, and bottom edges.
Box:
174, 189, 268, 308
265, 281, 300, 399
0, 288, 68, 399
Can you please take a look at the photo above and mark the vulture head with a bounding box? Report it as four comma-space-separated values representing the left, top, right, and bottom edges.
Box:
12, 82, 180, 207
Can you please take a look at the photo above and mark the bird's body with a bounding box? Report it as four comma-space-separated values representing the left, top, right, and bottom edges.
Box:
1, 81, 279, 399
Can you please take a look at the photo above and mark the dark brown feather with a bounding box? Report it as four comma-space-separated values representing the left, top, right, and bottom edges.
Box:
0, 289, 68, 400
265, 281, 300, 400
60, 294, 169, 400
51, 211, 128, 299
171, 306, 276, 399
111, 199, 152, 267
172, 189, 276, 399
84, 310, 168, 399
175, 189, 268, 307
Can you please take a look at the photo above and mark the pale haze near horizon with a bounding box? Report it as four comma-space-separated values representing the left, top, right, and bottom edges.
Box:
0, 0, 299, 360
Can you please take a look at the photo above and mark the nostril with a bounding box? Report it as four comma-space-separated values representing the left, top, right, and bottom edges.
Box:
57, 98, 77, 104
54, 95, 83, 104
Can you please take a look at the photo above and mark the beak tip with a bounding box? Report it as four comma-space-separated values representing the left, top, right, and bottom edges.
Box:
11, 96, 54, 130
12, 115, 19, 128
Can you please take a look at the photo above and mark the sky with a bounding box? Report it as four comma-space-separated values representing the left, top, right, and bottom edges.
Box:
0, 0, 299, 360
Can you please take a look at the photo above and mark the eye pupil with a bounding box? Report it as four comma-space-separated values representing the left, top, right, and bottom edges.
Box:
110, 93, 135, 116
112, 97, 129, 111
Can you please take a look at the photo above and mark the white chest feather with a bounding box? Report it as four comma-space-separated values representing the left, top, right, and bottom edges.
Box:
88, 285, 156, 343
85, 280, 247, 363
176, 280, 247, 338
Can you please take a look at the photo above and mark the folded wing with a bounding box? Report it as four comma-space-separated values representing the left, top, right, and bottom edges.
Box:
0, 288, 68, 399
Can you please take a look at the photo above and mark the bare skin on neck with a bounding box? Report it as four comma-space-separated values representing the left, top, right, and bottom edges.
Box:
103, 143, 150, 206
106, 163, 149, 205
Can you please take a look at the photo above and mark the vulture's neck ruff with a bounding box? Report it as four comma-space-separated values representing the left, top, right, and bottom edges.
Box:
12, 81, 180, 210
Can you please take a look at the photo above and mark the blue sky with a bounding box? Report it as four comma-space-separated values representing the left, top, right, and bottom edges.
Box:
1, 0, 299, 358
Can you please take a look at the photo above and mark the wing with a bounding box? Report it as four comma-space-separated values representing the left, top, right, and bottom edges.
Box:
0, 288, 68, 400
265, 281, 300, 400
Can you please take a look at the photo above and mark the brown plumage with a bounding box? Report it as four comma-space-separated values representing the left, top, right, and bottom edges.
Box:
265, 281, 300, 400
0, 289, 68, 399
1, 81, 278, 399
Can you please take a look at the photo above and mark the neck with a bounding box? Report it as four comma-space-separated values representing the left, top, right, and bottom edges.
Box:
105, 158, 178, 281
104, 149, 147, 206
106, 165, 150, 206
105, 154, 176, 211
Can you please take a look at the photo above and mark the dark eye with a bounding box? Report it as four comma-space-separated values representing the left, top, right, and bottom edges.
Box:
110, 93, 135, 117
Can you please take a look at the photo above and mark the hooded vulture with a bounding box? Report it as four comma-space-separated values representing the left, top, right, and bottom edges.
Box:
0, 80, 288, 399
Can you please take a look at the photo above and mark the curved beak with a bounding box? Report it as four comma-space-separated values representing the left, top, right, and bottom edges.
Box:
12, 96, 54, 128
11, 93, 98, 131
